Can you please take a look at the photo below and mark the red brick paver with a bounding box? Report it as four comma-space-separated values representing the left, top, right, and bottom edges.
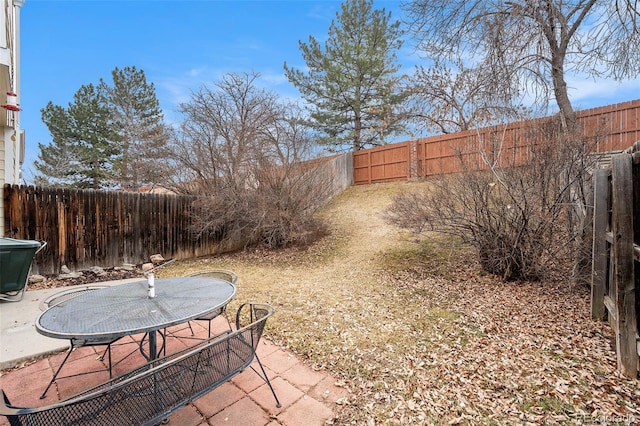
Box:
278, 396, 335, 426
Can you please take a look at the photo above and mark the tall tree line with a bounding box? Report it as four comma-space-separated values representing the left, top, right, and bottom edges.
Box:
35, 66, 168, 190
34, 0, 640, 189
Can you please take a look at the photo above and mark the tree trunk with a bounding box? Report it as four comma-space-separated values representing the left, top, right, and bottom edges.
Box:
354, 114, 362, 151
550, 54, 577, 135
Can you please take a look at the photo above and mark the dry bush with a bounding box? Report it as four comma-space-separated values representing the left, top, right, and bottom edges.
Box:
165, 72, 336, 250
186, 150, 335, 251
385, 117, 601, 281
189, 178, 331, 250
247, 161, 334, 248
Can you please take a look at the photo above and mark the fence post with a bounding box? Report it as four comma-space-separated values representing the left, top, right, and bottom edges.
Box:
591, 168, 610, 320
610, 154, 638, 377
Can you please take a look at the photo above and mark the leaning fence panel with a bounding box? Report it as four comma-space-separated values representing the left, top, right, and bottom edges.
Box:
590, 148, 640, 378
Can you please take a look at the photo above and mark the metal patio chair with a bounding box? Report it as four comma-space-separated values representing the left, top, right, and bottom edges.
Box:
171, 270, 239, 339
39, 285, 139, 399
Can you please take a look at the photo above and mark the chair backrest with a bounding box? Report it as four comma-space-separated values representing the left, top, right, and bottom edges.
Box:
234, 302, 272, 351
185, 270, 239, 285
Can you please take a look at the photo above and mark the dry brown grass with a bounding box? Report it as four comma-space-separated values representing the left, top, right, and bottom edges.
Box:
157, 181, 639, 425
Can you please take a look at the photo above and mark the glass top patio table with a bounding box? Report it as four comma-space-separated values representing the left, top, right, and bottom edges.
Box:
35, 276, 236, 359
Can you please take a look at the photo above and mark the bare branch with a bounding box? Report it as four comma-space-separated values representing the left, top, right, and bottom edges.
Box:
403, 0, 639, 131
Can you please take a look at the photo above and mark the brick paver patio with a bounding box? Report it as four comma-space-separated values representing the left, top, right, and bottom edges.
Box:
0, 317, 347, 425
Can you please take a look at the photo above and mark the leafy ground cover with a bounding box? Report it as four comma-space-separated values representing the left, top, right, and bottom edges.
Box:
38, 181, 640, 424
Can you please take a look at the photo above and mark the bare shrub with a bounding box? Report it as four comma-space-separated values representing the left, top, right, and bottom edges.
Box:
385, 117, 601, 281
251, 162, 332, 248
165, 72, 334, 250
189, 162, 332, 251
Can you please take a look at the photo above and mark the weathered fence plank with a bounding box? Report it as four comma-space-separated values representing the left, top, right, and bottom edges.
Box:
590, 145, 640, 378
591, 168, 610, 320
610, 154, 638, 377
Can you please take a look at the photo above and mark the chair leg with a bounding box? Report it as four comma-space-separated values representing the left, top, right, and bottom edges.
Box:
98, 344, 111, 362
221, 310, 234, 334
94, 343, 116, 378
40, 346, 74, 399
110, 340, 143, 371
251, 353, 281, 408
139, 331, 167, 360
206, 316, 233, 338
163, 321, 194, 339
106, 344, 113, 378
40, 342, 118, 399
159, 330, 167, 356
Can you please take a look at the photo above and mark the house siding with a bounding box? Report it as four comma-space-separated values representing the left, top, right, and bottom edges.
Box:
0, 0, 24, 235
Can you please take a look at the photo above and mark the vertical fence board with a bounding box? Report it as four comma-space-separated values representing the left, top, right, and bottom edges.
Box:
26, 186, 37, 239
56, 188, 66, 267
634, 155, 640, 339
591, 168, 611, 319
42, 187, 56, 273
611, 154, 638, 377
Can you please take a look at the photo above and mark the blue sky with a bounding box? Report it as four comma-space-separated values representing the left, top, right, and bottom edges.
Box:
19, 0, 640, 184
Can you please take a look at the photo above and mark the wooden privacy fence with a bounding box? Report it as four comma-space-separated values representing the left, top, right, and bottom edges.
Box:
2, 154, 352, 275
353, 141, 413, 184
354, 99, 640, 185
2, 185, 221, 275
590, 143, 640, 378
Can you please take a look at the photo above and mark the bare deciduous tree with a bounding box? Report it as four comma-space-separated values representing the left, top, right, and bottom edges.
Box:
408, 59, 529, 134
165, 72, 332, 249
403, 0, 640, 133
170, 72, 280, 193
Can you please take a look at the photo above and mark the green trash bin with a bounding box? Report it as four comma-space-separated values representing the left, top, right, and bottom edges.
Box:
0, 237, 45, 302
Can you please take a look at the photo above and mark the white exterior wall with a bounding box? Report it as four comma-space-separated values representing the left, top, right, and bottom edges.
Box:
0, 0, 24, 236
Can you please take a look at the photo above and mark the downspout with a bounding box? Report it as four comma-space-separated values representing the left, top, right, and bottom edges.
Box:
13, 0, 24, 182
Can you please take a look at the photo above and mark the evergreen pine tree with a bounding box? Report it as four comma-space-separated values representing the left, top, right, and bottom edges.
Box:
35, 66, 168, 190
103, 66, 169, 190
35, 84, 119, 189
284, 0, 407, 151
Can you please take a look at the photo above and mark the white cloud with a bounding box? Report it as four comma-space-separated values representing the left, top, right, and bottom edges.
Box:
259, 71, 289, 87
567, 75, 640, 109
186, 67, 206, 78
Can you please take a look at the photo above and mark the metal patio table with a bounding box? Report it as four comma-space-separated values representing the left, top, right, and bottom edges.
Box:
35, 276, 236, 361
